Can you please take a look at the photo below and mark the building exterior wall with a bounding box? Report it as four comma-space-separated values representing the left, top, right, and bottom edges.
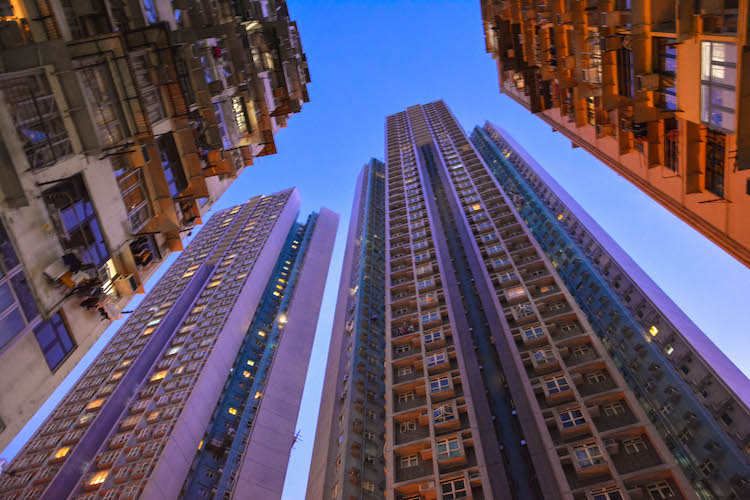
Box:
0, 0, 311, 450
481, 0, 750, 268
0, 187, 338, 500
471, 121, 750, 499
307, 159, 387, 500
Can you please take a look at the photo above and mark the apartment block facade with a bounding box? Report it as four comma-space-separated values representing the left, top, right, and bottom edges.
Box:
481, 0, 750, 268
0, 188, 338, 500
307, 159, 387, 500
471, 121, 750, 499
309, 100, 750, 500
0, 0, 310, 450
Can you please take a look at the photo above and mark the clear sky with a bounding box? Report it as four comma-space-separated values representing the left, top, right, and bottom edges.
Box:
3, 0, 750, 498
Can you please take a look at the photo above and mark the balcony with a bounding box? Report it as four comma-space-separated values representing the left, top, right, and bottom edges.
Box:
577, 378, 618, 397
396, 460, 434, 483
395, 423, 430, 445
611, 444, 663, 475
565, 350, 599, 367
593, 410, 638, 433
395, 396, 427, 413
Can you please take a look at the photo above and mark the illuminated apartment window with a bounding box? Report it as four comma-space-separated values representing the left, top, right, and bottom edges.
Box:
87, 399, 105, 411
426, 352, 446, 367
88, 470, 109, 486
701, 41, 736, 132
430, 375, 450, 393
54, 447, 70, 459
150, 370, 167, 382
228, 407, 238, 415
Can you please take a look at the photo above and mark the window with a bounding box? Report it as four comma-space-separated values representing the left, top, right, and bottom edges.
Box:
150, 370, 167, 382
433, 404, 456, 424
560, 323, 577, 333
0, 70, 73, 169
441, 476, 467, 500
417, 279, 433, 290
400, 454, 418, 468
705, 129, 726, 197
545, 375, 570, 395
586, 371, 607, 383
430, 376, 450, 393
78, 63, 129, 145
523, 326, 544, 341
88, 470, 109, 486
395, 344, 411, 354
572, 345, 591, 357
43, 176, 110, 267
499, 272, 517, 282
655, 38, 677, 110
398, 392, 414, 403
603, 402, 625, 416
617, 47, 634, 99
436, 436, 462, 460
397, 366, 412, 377
623, 437, 647, 454
426, 352, 446, 367
701, 41, 736, 132
424, 330, 442, 344
232, 96, 250, 135
533, 349, 555, 366
156, 133, 188, 197
590, 485, 624, 500
422, 311, 439, 324
506, 286, 525, 299
574, 442, 604, 469
34, 313, 75, 371
559, 407, 586, 428
646, 481, 674, 499
400, 421, 416, 432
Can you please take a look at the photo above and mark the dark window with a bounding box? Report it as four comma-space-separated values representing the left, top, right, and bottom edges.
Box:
617, 47, 634, 98
44, 176, 110, 267
705, 130, 726, 197
655, 38, 677, 110
721, 412, 733, 426
664, 119, 679, 172
156, 133, 188, 197
34, 313, 75, 370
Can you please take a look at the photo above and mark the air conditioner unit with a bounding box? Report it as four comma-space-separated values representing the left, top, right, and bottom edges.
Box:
419, 481, 436, 491
114, 274, 139, 296
637, 74, 661, 92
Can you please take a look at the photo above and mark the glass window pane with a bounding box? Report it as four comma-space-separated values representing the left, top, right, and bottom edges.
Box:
711, 65, 736, 86
710, 109, 735, 132
0, 222, 19, 272
0, 282, 14, 312
44, 341, 65, 369
701, 42, 712, 80
10, 272, 38, 320
710, 86, 735, 109
34, 323, 56, 349
712, 42, 737, 64
0, 308, 25, 349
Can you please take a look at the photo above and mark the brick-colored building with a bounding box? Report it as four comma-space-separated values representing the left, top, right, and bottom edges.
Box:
308, 101, 750, 500
481, 0, 750, 268
0, 187, 338, 500
0, 0, 309, 450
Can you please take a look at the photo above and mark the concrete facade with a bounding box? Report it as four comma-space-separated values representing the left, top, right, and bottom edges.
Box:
0, 0, 310, 450
481, 0, 750, 268
0, 188, 338, 500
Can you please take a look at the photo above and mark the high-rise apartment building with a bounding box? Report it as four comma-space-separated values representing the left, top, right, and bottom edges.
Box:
480, 0, 750, 268
308, 159, 387, 500
0, 0, 310, 449
0, 188, 338, 500
309, 100, 750, 500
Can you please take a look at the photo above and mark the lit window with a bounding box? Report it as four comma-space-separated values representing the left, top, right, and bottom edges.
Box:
182, 271, 195, 278
471, 204, 481, 211
506, 286, 525, 299
208, 280, 221, 288
574, 442, 604, 468
649, 325, 659, 336
228, 408, 238, 415
247, 360, 255, 366
54, 447, 70, 459
700, 41, 736, 132
142, 327, 154, 336
257, 330, 266, 337
111, 372, 123, 380
88, 470, 108, 486
151, 370, 167, 382
243, 371, 251, 378
147, 411, 159, 422
254, 391, 262, 399
87, 399, 104, 410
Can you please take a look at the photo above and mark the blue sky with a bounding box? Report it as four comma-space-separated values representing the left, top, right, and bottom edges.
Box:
3, 1, 750, 498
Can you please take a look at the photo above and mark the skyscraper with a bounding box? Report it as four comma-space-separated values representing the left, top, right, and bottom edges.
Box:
480, 0, 750, 269
0, 188, 337, 500
307, 159, 387, 500
0, 0, 310, 450
309, 101, 750, 500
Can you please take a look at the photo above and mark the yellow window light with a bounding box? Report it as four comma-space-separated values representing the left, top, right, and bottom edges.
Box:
142, 327, 154, 336
88, 470, 108, 486
183, 271, 195, 278
471, 204, 481, 211
54, 447, 70, 459
198, 440, 204, 450
649, 325, 659, 336
258, 330, 266, 337
247, 360, 255, 366
243, 371, 251, 378
147, 411, 160, 422
557, 214, 564, 220
273, 291, 280, 296
151, 370, 167, 382
278, 315, 287, 324
228, 407, 238, 415
254, 391, 262, 399
276, 285, 283, 290
111, 372, 123, 380
87, 399, 104, 410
